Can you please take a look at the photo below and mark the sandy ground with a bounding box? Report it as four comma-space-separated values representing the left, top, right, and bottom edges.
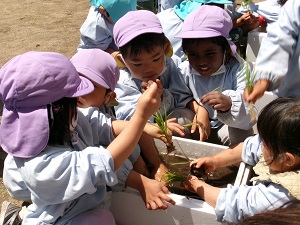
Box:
0, 0, 260, 211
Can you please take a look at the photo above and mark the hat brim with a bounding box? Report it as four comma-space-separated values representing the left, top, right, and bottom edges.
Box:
65, 76, 94, 98
77, 68, 111, 90
176, 29, 222, 39
176, 30, 241, 62
116, 27, 163, 47
0, 106, 49, 158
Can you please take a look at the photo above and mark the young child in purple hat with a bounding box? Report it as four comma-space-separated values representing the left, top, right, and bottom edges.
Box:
175, 5, 255, 146
70, 49, 175, 209
0, 51, 164, 225
113, 9, 197, 139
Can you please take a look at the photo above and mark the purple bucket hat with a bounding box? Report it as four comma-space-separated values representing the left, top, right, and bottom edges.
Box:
71, 49, 120, 91
113, 10, 163, 48
0, 51, 94, 158
176, 5, 239, 59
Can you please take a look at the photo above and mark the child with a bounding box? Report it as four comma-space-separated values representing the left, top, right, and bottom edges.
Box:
183, 97, 300, 223
175, 5, 255, 146
244, 0, 297, 104
157, 0, 234, 62
70, 49, 173, 209
112, 10, 192, 137
77, 0, 136, 54
0, 51, 169, 225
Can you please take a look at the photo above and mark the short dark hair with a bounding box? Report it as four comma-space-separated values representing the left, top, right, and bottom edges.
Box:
258, 97, 300, 160
47, 97, 78, 148
119, 33, 166, 59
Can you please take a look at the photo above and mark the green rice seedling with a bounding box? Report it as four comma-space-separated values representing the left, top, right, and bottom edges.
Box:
153, 107, 176, 153
245, 61, 256, 122
162, 171, 185, 184
211, 86, 221, 92
169, 161, 190, 166
242, 0, 252, 12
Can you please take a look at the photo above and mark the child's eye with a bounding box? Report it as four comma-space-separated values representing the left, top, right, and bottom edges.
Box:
132, 63, 142, 67
206, 52, 217, 57
153, 57, 161, 62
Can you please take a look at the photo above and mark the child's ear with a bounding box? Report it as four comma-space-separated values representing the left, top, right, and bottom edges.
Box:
164, 37, 173, 58
112, 52, 126, 69
107, 92, 119, 106
284, 152, 296, 167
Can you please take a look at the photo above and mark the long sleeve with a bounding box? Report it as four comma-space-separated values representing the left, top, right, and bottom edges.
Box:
215, 182, 295, 223
217, 60, 256, 130
254, 0, 300, 97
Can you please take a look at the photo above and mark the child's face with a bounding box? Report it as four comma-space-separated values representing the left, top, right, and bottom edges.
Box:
122, 46, 167, 82
184, 39, 224, 77
77, 80, 108, 108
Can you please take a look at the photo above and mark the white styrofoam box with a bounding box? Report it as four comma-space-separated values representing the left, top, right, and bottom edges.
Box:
110, 137, 252, 225
110, 187, 222, 225
246, 26, 267, 63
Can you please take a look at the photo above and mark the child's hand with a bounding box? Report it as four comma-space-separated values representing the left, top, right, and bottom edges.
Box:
139, 178, 175, 210
182, 175, 204, 193
243, 79, 270, 103
136, 79, 163, 119
191, 106, 210, 141
190, 156, 218, 174
144, 122, 173, 146
200, 91, 232, 112
151, 162, 169, 185
166, 118, 185, 137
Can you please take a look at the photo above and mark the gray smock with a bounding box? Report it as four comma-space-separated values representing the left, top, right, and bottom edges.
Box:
178, 58, 255, 130
78, 6, 117, 51
5, 145, 117, 225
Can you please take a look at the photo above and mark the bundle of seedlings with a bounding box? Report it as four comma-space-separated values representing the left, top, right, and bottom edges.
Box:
153, 108, 176, 153
245, 62, 256, 122
242, 0, 252, 12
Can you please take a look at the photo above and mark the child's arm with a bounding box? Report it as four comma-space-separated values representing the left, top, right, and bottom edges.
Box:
187, 100, 210, 141
107, 80, 162, 170
125, 170, 175, 210
190, 142, 244, 173
138, 133, 169, 182
183, 176, 221, 208
112, 119, 173, 145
